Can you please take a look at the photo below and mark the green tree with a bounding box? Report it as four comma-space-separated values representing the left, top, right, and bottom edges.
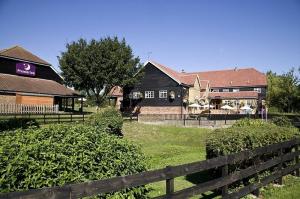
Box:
58, 37, 142, 105
267, 67, 300, 112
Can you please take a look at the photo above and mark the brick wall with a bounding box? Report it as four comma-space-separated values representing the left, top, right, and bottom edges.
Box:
0, 94, 16, 104
139, 106, 187, 114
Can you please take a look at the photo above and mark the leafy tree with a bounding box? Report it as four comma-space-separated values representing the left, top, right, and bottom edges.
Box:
267, 67, 300, 112
58, 37, 142, 105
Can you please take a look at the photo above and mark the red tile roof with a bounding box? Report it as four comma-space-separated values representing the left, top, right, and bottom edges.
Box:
148, 61, 267, 88
208, 91, 258, 99
0, 46, 51, 66
148, 61, 197, 86
191, 68, 267, 88
0, 73, 79, 96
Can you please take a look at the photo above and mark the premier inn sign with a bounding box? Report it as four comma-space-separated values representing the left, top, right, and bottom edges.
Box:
16, 62, 36, 76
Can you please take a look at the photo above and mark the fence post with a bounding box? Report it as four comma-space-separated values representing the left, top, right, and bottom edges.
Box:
58, 114, 60, 123
253, 156, 260, 197
43, 114, 46, 124
277, 147, 283, 185
221, 164, 228, 197
71, 113, 73, 122
83, 113, 85, 122
198, 116, 201, 127
296, 143, 299, 177
183, 114, 186, 126
166, 166, 174, 198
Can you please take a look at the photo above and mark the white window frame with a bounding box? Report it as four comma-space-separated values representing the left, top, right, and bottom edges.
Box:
254, 88, 261, 93
223, 89, 229, 92
145, 91, 154, 99
159, 90, 167, 98
232, 88, 240, 92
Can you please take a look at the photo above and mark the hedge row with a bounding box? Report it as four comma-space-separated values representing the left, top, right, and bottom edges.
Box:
0, 118, 39, 132
0, 124, 148, 198
88, 107, 123, 136
206, 118, 300, 190
206, 119, 299, 158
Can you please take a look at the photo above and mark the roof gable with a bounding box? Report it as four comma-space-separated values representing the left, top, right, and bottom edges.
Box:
0, 46, 51, 66
146, 61, 198, 86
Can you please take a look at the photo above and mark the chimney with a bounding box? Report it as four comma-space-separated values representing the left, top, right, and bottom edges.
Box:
234, 67, 238, 71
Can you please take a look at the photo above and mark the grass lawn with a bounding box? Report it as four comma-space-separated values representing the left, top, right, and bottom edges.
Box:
123, 121, 300, 198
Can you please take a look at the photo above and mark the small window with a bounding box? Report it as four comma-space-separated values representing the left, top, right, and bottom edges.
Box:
211, 89, 219, 92
223, 89, 229, 92
254, 88, 261, 93
159, 90, 167, 98
145, 91, 154, 98
232, 89, 239, 92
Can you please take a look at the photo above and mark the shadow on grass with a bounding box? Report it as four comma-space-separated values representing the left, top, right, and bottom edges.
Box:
185, 170, 220, 199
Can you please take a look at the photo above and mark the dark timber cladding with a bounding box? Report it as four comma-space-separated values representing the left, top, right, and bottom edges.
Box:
123, 62, 187, 107
0, 57, 62, 83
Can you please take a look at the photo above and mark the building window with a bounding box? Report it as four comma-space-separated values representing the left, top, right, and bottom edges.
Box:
232, 88, 239, 92
254, 88, 261, 93
145, 91, 154, 98
223, 89, 229, 92
159, 90, 167, 98
211, 89, 219, 92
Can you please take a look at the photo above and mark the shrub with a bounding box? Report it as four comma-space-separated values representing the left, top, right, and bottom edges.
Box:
206, 120, 299, 190
0, 124, 148, 198
271, 116, 293, 127
232, 118, 266, 127
88, 107, 123, 136
0, 118, 39, 132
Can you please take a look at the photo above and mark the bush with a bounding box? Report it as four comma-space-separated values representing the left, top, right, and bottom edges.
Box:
206, 119, 299, 190
0, 118, 39, 131
271, 116, 293, 127
88, 107, 123, 136
0, 124, 148, 198
232, 118, 266, 127
206, 121, 299, 158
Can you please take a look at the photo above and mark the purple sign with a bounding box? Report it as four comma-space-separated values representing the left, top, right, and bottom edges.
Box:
16, 63, 36, 76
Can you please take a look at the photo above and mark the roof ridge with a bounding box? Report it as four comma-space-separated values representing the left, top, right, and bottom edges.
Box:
186, 67, 257, 74
0, 45, 51, 66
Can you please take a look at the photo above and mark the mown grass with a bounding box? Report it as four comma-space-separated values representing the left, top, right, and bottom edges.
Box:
123, 121, 300, 198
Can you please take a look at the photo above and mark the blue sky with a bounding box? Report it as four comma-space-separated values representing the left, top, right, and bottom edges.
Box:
0, 0, 299, 74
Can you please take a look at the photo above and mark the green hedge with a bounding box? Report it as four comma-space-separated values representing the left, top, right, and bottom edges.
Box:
206, 119, 299, 191
0, 118, 39, 132
207, 120, 299, 158
0, 124, 148, 198
88, 107, 123, 136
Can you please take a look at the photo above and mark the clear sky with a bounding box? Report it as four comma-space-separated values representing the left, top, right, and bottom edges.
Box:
0, 0, 299, 74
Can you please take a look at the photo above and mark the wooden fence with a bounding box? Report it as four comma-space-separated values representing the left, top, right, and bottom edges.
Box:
0, 138, 299, 199
0, 113, 86, 124
0, 104, 59, 114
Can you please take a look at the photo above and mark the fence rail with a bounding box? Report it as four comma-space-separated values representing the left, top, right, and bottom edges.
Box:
0, 104, 59, 114
137, 113, 300, 127
1, 137, 299, 199
0, 113, 86, 124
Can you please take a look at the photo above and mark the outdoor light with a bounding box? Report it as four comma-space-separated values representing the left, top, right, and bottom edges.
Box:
169, 91, 175, 99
